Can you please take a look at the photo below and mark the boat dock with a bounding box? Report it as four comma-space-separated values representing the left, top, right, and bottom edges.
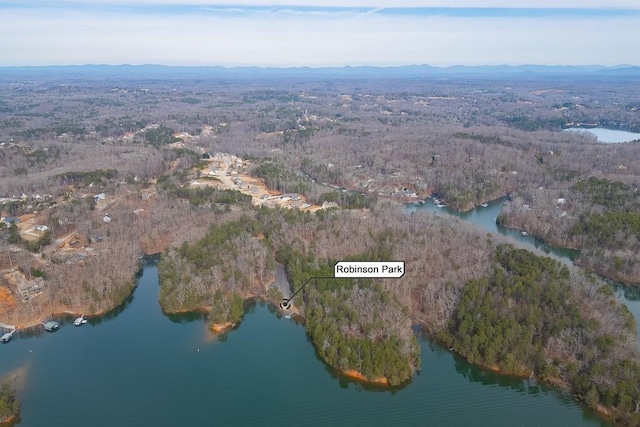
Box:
1, 329, 15, 343
73, 315, 87, 326
43, 321, 60, 332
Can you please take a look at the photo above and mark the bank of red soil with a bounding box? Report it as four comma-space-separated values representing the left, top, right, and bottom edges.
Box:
341, 369, 389, 385
210, 322, 234, 334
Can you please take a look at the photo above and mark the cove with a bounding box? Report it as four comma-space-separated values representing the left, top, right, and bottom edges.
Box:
0, 260, 609, 426
406, 196, 579, 261
407, 197, 640, 341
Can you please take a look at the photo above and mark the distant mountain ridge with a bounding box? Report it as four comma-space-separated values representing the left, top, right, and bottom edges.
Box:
0, 64, 638, 80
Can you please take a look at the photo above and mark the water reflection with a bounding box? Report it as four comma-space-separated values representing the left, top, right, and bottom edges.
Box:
163, 310, 207, 324
453, 355, 538, 394
12, 325, 50, 340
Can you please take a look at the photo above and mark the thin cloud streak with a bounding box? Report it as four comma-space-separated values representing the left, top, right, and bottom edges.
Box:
0, 6, 638, 66
35, 0, 640, 8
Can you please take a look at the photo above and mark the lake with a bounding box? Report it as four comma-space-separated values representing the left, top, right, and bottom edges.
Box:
564, 127, 640, 143
0, 259, 609, 426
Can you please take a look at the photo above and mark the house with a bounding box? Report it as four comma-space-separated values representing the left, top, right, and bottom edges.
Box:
18, 277, 45, 301
1, 217, 19, 226
321, 201, 339, 209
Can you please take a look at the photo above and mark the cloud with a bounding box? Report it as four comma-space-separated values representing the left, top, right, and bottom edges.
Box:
34, 0, 640, 8
0, 3, 638, 66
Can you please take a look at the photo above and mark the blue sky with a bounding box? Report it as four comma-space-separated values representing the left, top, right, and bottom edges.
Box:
1, 1, 638, 67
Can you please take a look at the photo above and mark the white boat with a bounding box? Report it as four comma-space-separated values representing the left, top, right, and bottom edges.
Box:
480, 203, 488, 207
436, 204, 446, 208
1, 329, 15, 343
284, 313, 293, 319
521, 231, 528, 236
73, 315, 88, 326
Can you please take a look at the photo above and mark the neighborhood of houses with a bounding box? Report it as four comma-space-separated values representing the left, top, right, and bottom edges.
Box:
193, 152, 321, 211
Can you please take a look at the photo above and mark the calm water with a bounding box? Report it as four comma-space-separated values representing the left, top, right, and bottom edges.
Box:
564, 127, 640, 143
1, 260, 609, 426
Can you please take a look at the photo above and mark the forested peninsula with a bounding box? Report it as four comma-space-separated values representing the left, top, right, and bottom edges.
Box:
2, 70, 640, 424
155, 200, 640, 423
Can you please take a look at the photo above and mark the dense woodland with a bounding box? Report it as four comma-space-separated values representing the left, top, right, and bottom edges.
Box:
2, 69, 640, 423
158, 219, 272, 315
446, 245, 640, 424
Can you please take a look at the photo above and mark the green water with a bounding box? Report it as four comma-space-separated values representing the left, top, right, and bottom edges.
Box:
1, 260, 609, 426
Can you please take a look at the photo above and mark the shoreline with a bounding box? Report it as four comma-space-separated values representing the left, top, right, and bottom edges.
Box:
210, 321, 234, 334
430, 334, 618, 422
2, 284, 620, 421
1, 284, 138, 332
341, 369, 389, 385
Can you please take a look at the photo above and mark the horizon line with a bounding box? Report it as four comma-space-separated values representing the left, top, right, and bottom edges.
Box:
1, 63, 638, 69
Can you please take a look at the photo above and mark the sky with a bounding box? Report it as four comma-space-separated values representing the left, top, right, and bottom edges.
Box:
0, 0, 639, 67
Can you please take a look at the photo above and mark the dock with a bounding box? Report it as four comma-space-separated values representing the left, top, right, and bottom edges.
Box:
1, 329, 15, 343
73, 315, 87, 326
43, 321, 60, 332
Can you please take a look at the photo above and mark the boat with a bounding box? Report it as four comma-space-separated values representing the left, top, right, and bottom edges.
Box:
284, 313, 293, 319
43, 321, 60, 332
73, 315, 87, 326
436, 204, 446, 208
1, 329, 15, 343
480, 203, 488, 207
521, 231, 528, 236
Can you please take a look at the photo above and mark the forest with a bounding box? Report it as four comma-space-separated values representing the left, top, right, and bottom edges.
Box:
1, 69, 640, 423
446, 245, 640, 424
278, 249, 418, 385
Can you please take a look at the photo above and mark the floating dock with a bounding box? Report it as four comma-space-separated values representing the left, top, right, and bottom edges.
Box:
43, 321, 60, 332
1, 329, 15, 343
73, 315, 87, 326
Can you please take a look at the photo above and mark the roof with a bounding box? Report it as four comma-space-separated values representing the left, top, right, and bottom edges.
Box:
2, 217, 19, 225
